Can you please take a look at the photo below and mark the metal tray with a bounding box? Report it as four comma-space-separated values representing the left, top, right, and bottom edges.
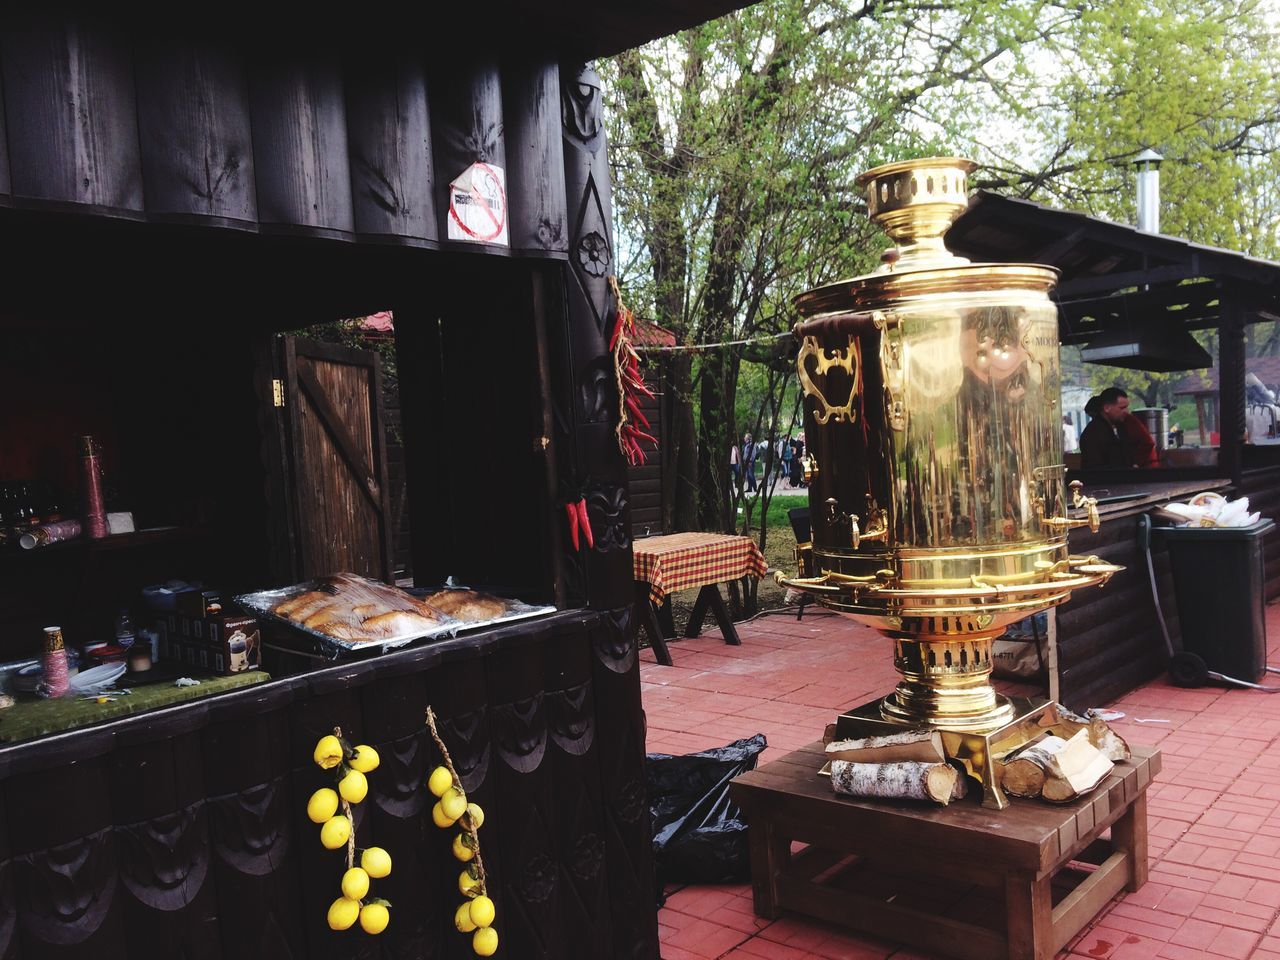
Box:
235, 580, 555, 655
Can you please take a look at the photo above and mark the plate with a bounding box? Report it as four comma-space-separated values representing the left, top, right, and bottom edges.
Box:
70, 662, 128, 695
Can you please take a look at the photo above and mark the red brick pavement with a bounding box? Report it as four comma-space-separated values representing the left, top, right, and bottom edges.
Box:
642, 601, 1280, 960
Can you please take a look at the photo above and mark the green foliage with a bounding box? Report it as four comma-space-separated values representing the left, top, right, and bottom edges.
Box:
605, 0, 1280, 530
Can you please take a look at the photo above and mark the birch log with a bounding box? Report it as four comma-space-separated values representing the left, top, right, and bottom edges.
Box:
825, 730, 946, 764
830, 760, 958, 805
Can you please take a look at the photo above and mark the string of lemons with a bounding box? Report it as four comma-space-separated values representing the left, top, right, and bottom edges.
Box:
426, 707, 497, 957
309, 727, 393, 935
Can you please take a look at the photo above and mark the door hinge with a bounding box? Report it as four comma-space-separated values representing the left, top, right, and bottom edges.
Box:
272, 379, 285, 408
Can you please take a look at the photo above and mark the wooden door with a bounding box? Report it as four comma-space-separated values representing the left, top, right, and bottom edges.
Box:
272, 336, 394, 583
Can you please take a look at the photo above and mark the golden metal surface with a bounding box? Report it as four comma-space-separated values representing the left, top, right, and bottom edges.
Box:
797, 335, 861, 424
786, 155, 1125, 744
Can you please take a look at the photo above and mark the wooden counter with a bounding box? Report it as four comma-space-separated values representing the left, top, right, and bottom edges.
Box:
0, 610, 659, 960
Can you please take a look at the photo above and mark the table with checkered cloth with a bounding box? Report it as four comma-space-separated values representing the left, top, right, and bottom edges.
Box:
632, 532, 769, 605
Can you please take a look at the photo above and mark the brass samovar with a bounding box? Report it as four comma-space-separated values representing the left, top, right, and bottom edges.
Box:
780, 157, 1122, 808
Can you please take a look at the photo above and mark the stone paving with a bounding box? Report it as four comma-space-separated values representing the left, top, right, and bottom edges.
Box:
641, 601, 1280, 960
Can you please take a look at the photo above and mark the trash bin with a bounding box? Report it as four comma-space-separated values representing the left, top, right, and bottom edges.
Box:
1153, 519, 1275, 682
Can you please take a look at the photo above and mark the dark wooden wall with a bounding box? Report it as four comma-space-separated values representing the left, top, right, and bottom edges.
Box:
1237, 466, 1280, 601
1056, 511, 1180, 711
0, 16, 571, 258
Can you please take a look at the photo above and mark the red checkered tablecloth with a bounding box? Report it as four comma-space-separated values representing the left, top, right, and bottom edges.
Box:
633, 532, 769, 604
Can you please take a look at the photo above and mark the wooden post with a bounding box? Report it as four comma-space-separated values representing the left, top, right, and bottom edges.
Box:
1219, 292, 1247, 484
1111, 792, 1149, 892
1004, 872, 1054, 960
745, 801, 790, 919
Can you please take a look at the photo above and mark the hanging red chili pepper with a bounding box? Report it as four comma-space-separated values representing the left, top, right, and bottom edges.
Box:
564, 502, 580, 551
576, 498, 594, 549
607, 276, 658, 467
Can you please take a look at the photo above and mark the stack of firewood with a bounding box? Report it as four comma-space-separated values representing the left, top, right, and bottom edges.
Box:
999, 715, 1130, 802
823, 711, 1131, 806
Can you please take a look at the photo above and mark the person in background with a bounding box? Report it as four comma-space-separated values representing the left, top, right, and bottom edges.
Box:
1062, 414, 1079, 454
742, 433, 757, 493
729, 439, 741, 487
790, 436, 805, 487
1079, 387, 1157, 469
780, 437, 794, 488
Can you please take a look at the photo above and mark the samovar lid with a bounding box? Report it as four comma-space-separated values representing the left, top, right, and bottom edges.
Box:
795, 157, 1057, 319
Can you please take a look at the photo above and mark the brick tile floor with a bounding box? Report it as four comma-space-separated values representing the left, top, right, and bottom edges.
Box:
643, 600, 1280, 959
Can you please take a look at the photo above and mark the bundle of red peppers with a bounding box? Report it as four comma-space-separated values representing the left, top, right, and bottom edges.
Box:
564, 497, 593, 552
607, 276, 657, 466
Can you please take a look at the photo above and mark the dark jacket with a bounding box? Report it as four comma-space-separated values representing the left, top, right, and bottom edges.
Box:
1079, 417, 1133, 468
1080, 410, 1158, 469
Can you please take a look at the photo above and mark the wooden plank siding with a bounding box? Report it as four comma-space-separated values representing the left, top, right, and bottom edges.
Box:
627, 357, 666, 539
1237, 465, 1280, 601
1056, 512, 1181, 711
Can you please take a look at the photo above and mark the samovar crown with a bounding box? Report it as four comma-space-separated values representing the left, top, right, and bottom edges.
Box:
856, 156, 977, 271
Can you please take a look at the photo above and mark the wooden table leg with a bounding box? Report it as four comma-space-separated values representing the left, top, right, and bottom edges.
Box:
654, 599, 677, 639
706, 584, 741, 645
1004, 872, 1053, 960
634, 582, 672, 666
745, 802, 790, 919
1111, 792, 1149, 892
685, 587, 712, 638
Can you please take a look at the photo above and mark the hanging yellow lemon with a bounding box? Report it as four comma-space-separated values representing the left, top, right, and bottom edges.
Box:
473, 926, 499, 956
326, 897, 359, 931
441, 787, 468, 822
454, 901, 478, 933
458, 868, 482, 898
361, 847, 392, 879
428, 765, 453, 797
359, 902, 390, 935
320, 815, 351, 850
341, 867, 370, 901
349, 745, 380, 773
307, 788, 339, 824
338, 768, 368, 804
314, 735, 344, 770
468, 895, 495, 928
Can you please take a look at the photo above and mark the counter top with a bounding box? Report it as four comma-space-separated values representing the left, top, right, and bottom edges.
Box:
1074, 478, 1232, 521
0, 669, 267, 744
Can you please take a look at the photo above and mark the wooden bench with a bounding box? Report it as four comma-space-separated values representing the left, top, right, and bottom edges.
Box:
729, 740, 1160, 960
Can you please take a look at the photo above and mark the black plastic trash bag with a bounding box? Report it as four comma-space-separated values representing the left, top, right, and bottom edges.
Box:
646, 733, 766, 888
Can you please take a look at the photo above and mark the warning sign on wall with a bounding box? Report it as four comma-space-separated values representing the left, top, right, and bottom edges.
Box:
447, 162, 509, 246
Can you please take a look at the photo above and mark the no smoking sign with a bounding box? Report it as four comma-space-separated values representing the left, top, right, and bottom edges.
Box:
447, 162, 509, 246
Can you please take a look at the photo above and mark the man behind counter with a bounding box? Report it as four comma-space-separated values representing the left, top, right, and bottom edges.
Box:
1079, 387, 1159, 469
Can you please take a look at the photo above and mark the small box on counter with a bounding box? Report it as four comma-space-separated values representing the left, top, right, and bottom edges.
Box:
207, 615, 261, 674
157, 614, 260, 675
177, 589, 221, 619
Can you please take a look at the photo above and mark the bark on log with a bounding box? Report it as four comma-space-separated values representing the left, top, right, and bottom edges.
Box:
1001, 730, 1114, 803
830, 760, 958, 805
825, 730, 945, 764
1056, 707, 1132, 761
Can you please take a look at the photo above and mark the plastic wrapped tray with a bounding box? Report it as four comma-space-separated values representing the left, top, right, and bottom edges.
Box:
236, 574, 460, 653
413, 585, 555, 634
236, 575, 555, 654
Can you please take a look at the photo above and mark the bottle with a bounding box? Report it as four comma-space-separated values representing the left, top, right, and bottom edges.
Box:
78, 437, 108, 539
115, 608, 136, 649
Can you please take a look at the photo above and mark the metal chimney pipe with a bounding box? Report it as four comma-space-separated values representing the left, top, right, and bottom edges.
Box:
1133, 149, 1163, 233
